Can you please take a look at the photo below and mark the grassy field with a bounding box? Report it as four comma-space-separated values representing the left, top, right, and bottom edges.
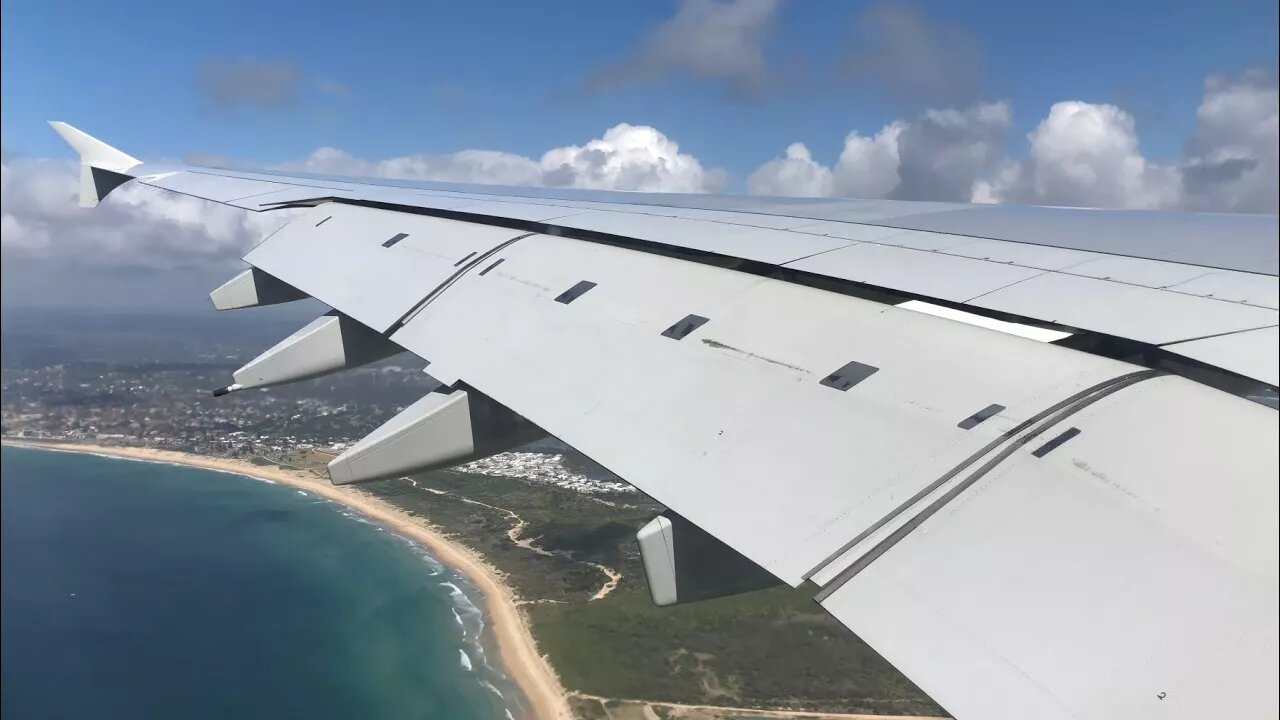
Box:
336, 462, 944, 717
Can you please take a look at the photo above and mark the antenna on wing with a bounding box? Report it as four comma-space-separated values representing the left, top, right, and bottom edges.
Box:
47, 121, 142, 208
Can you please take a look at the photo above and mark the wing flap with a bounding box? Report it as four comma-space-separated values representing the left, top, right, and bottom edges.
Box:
384, 231, 1140, 584
786, 240, 1046, 303
969, 271, 1277, 344
819, 376, 1278, 719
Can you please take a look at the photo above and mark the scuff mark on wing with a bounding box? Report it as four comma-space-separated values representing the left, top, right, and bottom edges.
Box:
701, 338, 809, 373
502, 274, 553, 292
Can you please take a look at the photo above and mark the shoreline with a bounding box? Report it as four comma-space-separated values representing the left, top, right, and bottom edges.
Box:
2, 439, 572, 720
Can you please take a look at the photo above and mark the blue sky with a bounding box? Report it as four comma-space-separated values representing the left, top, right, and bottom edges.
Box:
2, 0, 1276, 309
3, 0, 1276, 179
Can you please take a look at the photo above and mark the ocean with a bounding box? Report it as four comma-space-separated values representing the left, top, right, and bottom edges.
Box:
0, 446, 521, 720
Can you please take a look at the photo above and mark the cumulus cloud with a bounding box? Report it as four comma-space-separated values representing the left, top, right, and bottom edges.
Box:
1181, 69, 1278, 213
282, 123, 724, 192
3, 123, 719, 268
831, 122, 904, 198
890, 102, 1010, 201
1, 154, 292, 269
586, 0, 780, 98
845, 0, 984, 108
747, 142, 832, 196
978, 70, 1276, 212
286, 146, 544, 186
748, 102, 1008, 202
1, 122, 723, 305
540, 123, 724, 191
978, 101, 1180, 209
198, 56, 301, 109
751, 68, 1277, 213
5, 67, 1274, 308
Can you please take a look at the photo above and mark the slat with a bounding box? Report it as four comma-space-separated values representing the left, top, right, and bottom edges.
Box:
1066, 255, 1216, 288
784, 221, 920, 243
946, 238, 1101, 270
230, 186, 354, 209
873, 203, 1280, 275
869, 229, 977, 251
552, 210, 853, 263
969, 272, 1278, 344
1168, 270, 1280, 309
449, 200, 589, 223
786, 242, 1045, 302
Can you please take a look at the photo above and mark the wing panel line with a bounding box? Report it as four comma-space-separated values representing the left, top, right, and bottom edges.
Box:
809, 369, 1162, 593
389, 232, 536, 333
1154, 323, 1280, 346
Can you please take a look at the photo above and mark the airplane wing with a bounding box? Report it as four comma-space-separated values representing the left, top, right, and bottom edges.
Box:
52, 122, 1279, 720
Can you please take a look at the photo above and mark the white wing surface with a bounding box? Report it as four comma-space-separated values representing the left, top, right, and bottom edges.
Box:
53, 124, 1280, 720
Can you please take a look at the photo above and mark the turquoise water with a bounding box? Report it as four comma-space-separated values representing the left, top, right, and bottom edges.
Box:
0, 446, 521, 719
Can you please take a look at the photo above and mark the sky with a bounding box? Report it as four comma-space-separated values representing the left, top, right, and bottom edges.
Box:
2, 0, 1277, 309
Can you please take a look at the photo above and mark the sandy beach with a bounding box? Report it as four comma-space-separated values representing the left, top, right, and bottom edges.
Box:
2, 440, 573, 720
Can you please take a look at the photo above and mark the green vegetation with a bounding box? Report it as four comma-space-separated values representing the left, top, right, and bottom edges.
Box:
359, 469, 944, 717
534, 583, 938, 714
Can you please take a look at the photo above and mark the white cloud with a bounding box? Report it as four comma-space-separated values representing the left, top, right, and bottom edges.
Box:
540, 123, 722, 192
2, 122, 723, 284
891, 101, 1010, 201
287, 146, 544, 186
586, 0, 780, 98
1, 155, 292, 268
5, 68, 1273, 308
282, 123, 722, 193
1181, 69, 1278, 213
750, 68, 1277, 213
748, 101, 1009, 202
983, 101, 1180, 209
747, 142, 832, 196
832, 122, 904, 198
980, 71, 1276, 212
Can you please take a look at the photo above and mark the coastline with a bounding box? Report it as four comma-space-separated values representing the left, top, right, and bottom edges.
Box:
1, 440, 573, 720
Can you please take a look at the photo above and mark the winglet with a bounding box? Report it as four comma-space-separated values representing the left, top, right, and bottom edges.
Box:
48, 121, 142, 207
